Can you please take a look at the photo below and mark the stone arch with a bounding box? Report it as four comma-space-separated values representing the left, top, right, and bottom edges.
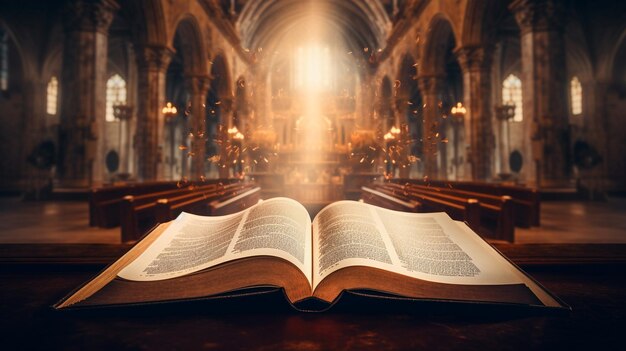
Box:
205, 53, 232, 129
0, 20, 31, 86
379, 75, 393, 129
609, 28, 626, 83
420, 14, 458, 77
461, 0, 486, 46
566, 41, 593, 83
0, 20, 31, 188
128, 0, 168, 46
171, 15, 209, 77
234, 75, 248, 128
210, 53, 233, 100
461, 0, 505, 47
396, 53, 422, 164
381, 75, 392, 99
395, 53, 420, 122
395, 54, 416, 100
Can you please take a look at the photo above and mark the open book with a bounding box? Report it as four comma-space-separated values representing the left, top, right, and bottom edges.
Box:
55, 198, 565, 311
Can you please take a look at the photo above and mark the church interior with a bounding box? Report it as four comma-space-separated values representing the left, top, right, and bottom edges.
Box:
1, 0, 625, 349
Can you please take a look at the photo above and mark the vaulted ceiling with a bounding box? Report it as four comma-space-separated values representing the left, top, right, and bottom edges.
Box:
235, 0, 393, 56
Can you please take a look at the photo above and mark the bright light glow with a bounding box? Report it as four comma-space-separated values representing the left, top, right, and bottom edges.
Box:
46, 76, 58, 115
451, 102, 466, 116
106, 74, 127, 122
570, 76, 582, 115
295, 44, 331, 91
502, 74, 523, 122
162, 102, 177, 115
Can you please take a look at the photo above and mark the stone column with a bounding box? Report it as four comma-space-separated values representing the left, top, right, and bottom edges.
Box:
393, 97, 410, 178
221, 97, 234, 129
379, 82, 394, 134
234, 84, 249, 134
135, 45, 172, 181
219, 97, 235, 179
185, 75, 211, 181
510, 0, 569, 186
251, 67, 271, 129
393, 96, 408, 130
455, 45, 494, 181
417, 75, 445, 179
58, 0, 118, 187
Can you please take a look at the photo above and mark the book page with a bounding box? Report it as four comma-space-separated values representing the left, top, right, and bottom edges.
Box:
312, 201, 522, 290
453, 221, 561, 307
118, 197, 312, 286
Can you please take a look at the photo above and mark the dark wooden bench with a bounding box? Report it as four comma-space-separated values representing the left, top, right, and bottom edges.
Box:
89, 181, 179, 227
364, 185, 483, 236
367, 183, 514, 242
397, 182, 531, 229
209, 187, 262, 216
120, 182, 257, 242
361, 186, 422, 212
391, 179, 540, 226
90, 179, 239, 228
154, 185, 260, 223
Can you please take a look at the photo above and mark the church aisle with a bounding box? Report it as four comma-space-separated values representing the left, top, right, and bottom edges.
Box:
515, 197, 626, 244
0, 197, 119, 244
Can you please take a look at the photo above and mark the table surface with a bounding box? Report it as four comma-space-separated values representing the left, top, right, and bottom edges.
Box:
1, 262, 625, 350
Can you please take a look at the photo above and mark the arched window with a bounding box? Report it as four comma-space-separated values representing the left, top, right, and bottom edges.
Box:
570, 76, 582, 115
106, 74, 127, 122
46, 76, 58, 115
502, 74, 523, 122
0, 30, 8, 91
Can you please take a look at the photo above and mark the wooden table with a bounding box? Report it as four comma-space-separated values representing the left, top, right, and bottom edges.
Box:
1, 244, 625, 350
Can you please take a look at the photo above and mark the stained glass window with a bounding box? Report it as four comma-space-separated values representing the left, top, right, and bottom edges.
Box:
106, 74, 127, 122
502, 74, 523, 122
46, 76, 58, 115
570, 76, 582, 115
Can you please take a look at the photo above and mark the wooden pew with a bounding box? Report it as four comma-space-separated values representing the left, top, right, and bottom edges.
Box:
209, 187, 262, 216
361, 186, 422, 213
367, 183, 514, 242
398, 183, 533, 229
364, 185, 482, 235
391, 179, 540, 227
381, 182, 515, 242
121, 182, 257, 242
89, 181, 179, 227
154, 185, 260, 223
120, 184, 222, 242
89, 179, 239, 228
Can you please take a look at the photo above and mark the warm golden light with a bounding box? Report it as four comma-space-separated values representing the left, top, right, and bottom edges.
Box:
162, 102, 177, 115
295, 44, 331, 92
451, 102, 466, 116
